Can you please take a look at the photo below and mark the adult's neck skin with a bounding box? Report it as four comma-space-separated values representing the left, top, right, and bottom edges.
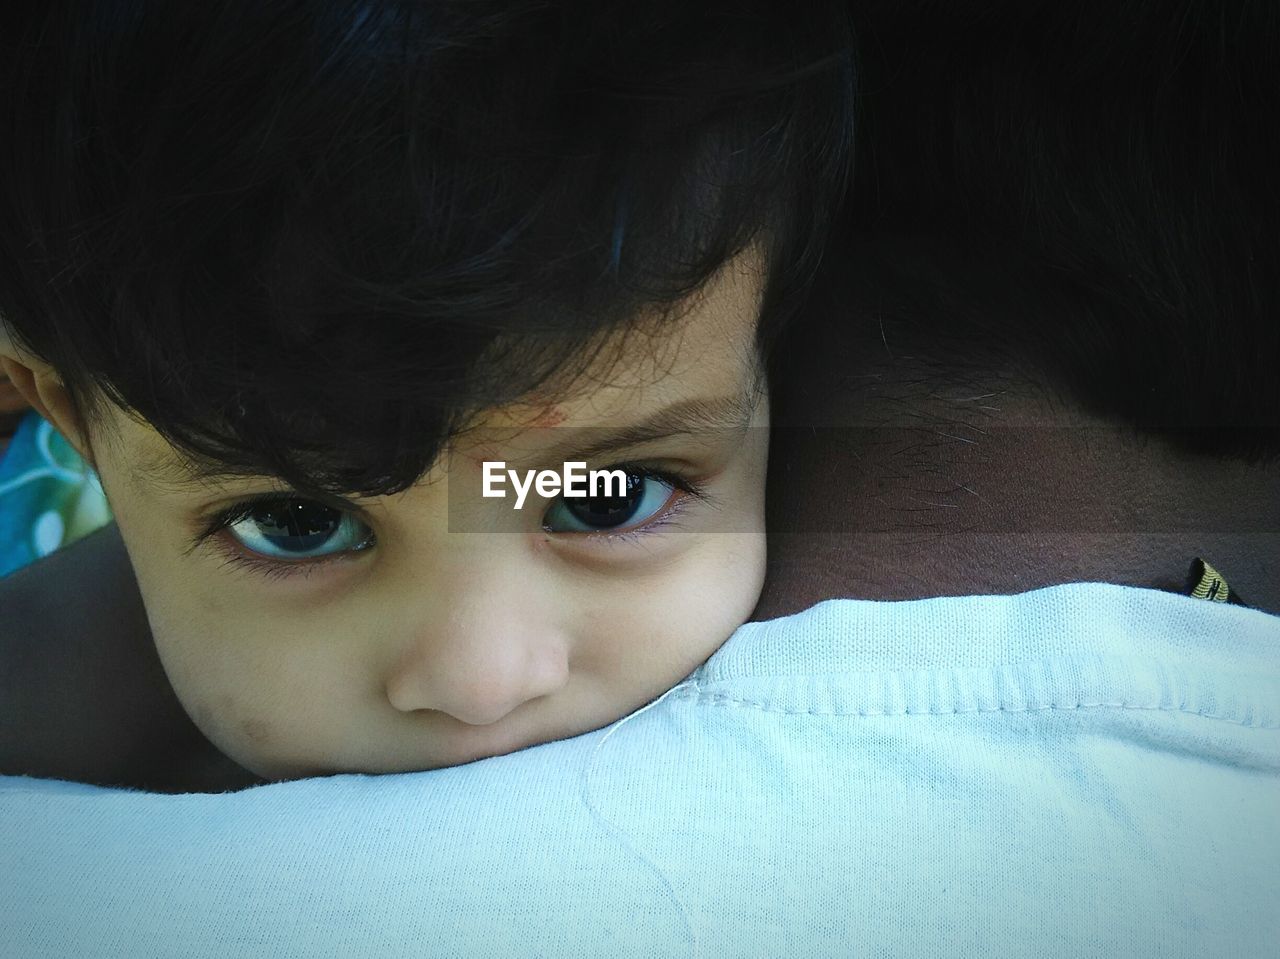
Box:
754, 306, 1280, 620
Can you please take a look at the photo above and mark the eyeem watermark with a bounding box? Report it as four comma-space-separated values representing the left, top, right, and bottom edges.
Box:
483, 461, 627, 510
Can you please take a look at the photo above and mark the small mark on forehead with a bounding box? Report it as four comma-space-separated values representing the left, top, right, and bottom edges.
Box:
529, 406, 567, 428
461, 444, 500, 468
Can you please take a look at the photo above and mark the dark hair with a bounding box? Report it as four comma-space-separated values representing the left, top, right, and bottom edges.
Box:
826, 0, 1279, 464
0, 0, 856, 500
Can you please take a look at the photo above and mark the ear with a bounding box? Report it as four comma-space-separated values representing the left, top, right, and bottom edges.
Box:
0, 323, 94, 464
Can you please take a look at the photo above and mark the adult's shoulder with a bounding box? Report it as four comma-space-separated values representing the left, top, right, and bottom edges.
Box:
0, 523, 265, 792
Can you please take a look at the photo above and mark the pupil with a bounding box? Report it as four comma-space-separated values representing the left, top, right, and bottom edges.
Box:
564, 472, 646, 529
254, 500, 339, 550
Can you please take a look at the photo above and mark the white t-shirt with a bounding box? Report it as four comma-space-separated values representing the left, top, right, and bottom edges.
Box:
2, 582, 1277, 957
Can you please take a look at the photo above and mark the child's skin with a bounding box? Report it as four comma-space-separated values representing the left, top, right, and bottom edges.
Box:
0, 248, 770, 782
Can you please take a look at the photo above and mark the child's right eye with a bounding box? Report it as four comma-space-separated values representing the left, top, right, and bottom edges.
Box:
219, 498, 374, 560
189, 494, 376, 579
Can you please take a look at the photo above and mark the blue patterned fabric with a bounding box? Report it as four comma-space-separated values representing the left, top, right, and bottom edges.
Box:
0, 411, 113, 578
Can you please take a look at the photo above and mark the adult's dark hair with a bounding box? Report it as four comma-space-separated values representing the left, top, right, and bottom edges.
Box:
0, 0, 856, 499
826, 0, 1279, 464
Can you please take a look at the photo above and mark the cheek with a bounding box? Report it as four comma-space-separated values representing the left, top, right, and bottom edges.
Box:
586, 533, 767, 680
684, 533, 768, 641
145, 607, 268, 745
152, 614, 351, 780
139, 575, 361, 778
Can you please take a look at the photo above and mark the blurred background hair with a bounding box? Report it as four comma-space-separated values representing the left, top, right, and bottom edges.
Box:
820, 0, 1279, 464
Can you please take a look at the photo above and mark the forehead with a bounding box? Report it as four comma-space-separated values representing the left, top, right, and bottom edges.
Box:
490, 248, 766, 427
107, 245, 767, 496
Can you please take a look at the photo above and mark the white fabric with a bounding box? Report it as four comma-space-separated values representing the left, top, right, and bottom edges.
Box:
2, 582, 1278, 957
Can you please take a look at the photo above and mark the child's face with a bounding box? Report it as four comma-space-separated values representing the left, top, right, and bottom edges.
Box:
84, 253, 769, 780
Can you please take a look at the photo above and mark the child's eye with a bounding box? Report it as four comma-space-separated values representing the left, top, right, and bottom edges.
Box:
541, 467, 702, 535
193, 495, 375, 574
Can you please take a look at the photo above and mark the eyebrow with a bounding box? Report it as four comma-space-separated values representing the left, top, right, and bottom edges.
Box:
515, 391, 760, 467
130, 388, 761, 503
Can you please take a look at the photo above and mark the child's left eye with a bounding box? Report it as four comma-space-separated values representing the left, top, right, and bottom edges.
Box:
542, 469, 681, 534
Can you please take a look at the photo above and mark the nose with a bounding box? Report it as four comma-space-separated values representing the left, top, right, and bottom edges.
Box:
384, 602, 571, 726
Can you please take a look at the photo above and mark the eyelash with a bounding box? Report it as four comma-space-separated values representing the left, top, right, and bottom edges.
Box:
190, 465, 710, 583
